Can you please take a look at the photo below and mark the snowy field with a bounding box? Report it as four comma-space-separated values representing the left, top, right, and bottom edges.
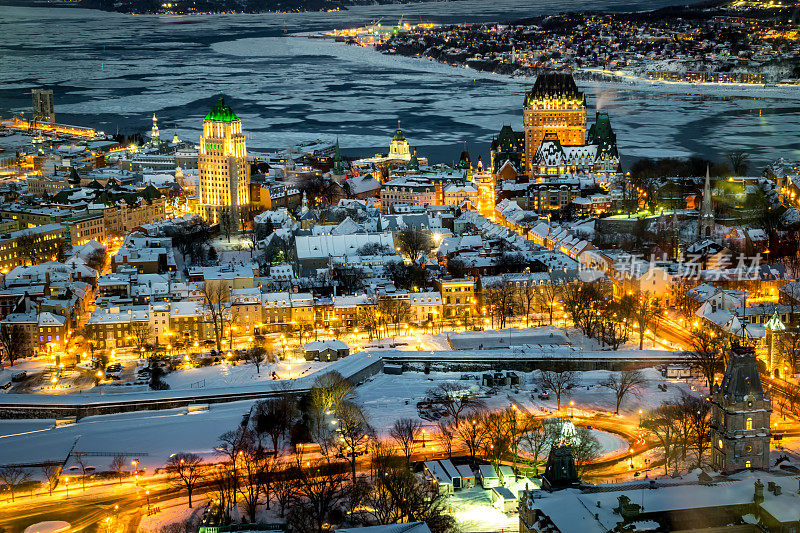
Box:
163, 359, 327, 389
0, 400, 258, 470
0, 367, 695, 471
356, 367, 695, 436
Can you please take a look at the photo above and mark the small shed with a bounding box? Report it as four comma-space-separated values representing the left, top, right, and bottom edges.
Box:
498, 465, 515, 485
456, 465, 476, 488
438, 459, 461, 489
491, 486, 518, 512
479, 464, 499, 489
302, 340, 350, 361
423, 461, 453, 495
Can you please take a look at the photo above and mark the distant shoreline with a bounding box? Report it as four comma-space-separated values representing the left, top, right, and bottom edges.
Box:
304, 32, 800, 100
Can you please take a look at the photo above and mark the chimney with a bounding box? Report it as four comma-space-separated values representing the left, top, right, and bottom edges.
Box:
754, 479, 764, 504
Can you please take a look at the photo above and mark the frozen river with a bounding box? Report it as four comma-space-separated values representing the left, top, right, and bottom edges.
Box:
1, 0, 799, 167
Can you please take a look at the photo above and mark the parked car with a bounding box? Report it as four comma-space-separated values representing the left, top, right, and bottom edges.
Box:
10, 371, 27, 382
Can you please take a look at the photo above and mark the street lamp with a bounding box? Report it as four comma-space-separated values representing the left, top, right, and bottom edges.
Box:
64, 477, 69, 497
146, 489, 151, 513
421, 428, 426, 449
569, 400, 575, 418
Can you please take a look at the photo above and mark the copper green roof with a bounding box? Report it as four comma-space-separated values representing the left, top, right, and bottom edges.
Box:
393, 129, 405, 141
204, 96, 239, 122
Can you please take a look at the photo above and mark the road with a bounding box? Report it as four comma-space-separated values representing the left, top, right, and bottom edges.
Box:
0, 406, 651, 532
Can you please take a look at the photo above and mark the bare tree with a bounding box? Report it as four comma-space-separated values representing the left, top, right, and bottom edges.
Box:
536, 277, 562, 326
481, 410, 511, 467
600, 369, 647, 414
688, 328, 725, 392
110, 454, 127, 484
520, 418, 550, 475
436, 418, 455, 458
641, 404, 680, 476
237, 439, 275, 520
484, 282, 517, 329
219, 208, 235, 243
0, 465, 31, 502
535, 362, 578, 411
209, 460, 236, 524
364, 444, 457, 533
41, 463, 61, 496
517, 285, 538, 327
215, 428, 249, 508
203, 283, 228, 354
395, 229, 434, 262
571, 427, 601, 476
727, 150, 750, 176
165, 452, 204, 508
272, 463, 298, 518
243, 346, 267, 374
781, 329, 800, 375
680, 392, 712, 470
632, 292, 660, 350
287, 457, 350, 533
0, 323, 30, 367
129, 321, 153, 351
454, 410, 487, 464
74, 453, 89, 491
389, 418, 422, 466
426, 382, 485, 424
252, 394, 300, 454
378, 297, 412, 336
334, 401, 373, 486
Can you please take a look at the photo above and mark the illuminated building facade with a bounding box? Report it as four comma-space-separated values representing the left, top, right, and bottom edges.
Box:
523, 73, 586, 173
198, 96, 250, 229
710, 345, 771, 474
31, 88, 54, 123
474, 172, 496, 221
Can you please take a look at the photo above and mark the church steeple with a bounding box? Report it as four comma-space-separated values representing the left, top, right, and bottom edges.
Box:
698, 165, 714, 238
150, 113, 160, 145
332, 138, 345, 177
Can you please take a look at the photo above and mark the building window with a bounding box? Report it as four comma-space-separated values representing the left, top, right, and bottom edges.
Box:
718, 439, 723, 449
746, 417, 753, 430
745, 460, 751, 469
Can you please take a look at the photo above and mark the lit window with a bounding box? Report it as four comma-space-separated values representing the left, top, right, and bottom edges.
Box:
746, 417, 753, 430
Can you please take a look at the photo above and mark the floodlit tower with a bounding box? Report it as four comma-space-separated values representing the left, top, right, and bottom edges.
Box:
523, 73, 586, 173
198, 96, 250, 230
710, 343, 772, 474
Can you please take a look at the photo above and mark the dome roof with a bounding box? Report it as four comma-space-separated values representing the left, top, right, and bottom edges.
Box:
204, 96, 239, 123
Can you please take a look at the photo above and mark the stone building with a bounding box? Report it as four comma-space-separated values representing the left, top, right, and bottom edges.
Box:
710, 344, 772, 473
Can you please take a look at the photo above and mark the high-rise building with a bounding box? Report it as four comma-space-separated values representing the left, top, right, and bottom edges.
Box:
522, 74, 586, 173
710, 344, 771, 474
31, 89, 55, 123
198, 96, 250, 230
